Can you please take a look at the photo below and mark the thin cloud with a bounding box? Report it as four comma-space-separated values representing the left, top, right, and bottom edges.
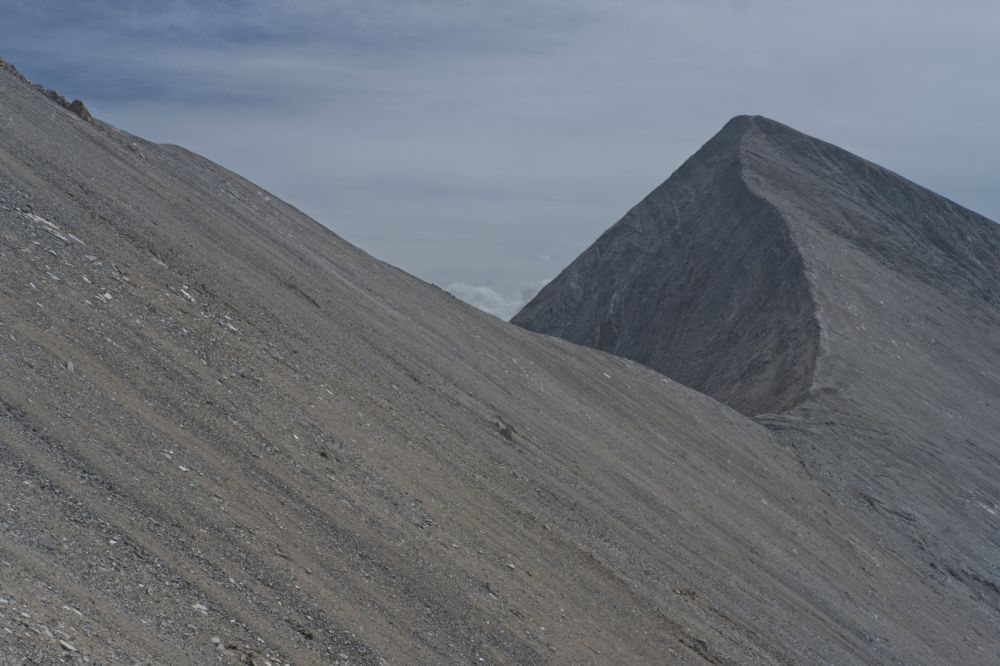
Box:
447, 281, 548, 321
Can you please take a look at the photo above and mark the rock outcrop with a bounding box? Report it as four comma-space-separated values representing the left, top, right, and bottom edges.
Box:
67, 98, 93, 122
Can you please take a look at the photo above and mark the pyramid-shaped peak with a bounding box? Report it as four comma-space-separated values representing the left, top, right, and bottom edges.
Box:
514, 116, 823, 416
514, 116, 1000, 415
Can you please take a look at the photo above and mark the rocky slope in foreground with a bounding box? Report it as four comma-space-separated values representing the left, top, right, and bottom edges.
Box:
1, 62, 997, 664
516, 115, 1000, 661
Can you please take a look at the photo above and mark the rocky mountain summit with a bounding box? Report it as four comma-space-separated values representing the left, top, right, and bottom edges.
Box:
515, 115, 999, 415
2, 61, 998, 665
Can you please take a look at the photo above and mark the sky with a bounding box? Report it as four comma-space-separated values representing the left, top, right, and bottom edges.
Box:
2, 1, 998, 318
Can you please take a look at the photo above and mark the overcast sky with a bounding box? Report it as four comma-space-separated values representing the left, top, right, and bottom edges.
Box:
3, 1, 998, 318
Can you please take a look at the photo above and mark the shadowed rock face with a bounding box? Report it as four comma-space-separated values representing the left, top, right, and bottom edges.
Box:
3, 62, 1000, 665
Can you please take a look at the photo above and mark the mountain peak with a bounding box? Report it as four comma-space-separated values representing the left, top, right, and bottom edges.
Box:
515, 117, 1000, 414
514, 116, 825, 416
710, 114, 797, 144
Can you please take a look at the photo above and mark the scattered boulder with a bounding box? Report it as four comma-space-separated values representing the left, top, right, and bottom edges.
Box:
68, 99, 93, 122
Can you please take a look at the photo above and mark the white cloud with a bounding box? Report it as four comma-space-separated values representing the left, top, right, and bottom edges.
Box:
446, 280, 548, 320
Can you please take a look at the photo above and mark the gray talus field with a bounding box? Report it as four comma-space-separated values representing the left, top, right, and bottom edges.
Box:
0, 60, 997, 665
516, 115, 1000, 663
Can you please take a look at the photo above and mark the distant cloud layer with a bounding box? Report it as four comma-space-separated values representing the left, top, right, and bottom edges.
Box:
2, 1, 998, 317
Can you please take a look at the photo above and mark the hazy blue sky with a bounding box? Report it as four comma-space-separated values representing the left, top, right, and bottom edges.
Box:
3, 1, 998, 317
